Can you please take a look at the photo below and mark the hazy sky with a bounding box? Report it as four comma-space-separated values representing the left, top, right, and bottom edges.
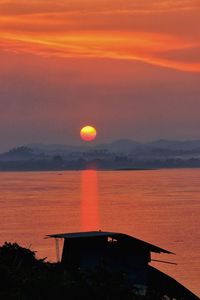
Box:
0, 0, 200, 151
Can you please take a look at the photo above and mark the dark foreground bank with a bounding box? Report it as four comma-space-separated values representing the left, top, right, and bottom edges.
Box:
0, 242, 198, 300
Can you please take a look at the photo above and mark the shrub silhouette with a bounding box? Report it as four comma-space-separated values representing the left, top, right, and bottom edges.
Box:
0, 242, 176, 300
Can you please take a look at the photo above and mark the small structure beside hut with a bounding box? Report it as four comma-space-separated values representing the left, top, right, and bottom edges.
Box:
47, 231, 199, 300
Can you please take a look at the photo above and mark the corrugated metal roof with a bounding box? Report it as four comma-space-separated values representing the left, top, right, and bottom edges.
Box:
46, 231, 173, 254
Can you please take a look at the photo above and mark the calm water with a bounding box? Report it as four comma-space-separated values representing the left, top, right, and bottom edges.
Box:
0, 169, 199, 296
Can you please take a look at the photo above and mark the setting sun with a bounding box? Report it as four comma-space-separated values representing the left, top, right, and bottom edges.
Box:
80, 126, 97, 142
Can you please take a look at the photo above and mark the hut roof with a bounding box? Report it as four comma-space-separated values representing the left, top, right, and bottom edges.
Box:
47, 231, 173, 254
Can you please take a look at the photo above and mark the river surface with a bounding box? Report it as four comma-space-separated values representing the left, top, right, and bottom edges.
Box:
0, 169, 199, 296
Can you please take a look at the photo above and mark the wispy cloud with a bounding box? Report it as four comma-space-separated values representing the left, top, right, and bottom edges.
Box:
0, 0, 199, 72
0, 0, 199, 15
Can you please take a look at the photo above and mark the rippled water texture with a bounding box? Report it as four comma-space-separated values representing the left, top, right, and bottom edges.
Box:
0, 169, 199, 295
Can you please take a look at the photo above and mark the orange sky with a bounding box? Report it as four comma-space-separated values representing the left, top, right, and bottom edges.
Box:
0, 1, 200, 150
1, 0, 200, 72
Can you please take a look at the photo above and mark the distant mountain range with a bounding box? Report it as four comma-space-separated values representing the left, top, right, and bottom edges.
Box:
2, 138, 200, 156
0, 139, 200, 170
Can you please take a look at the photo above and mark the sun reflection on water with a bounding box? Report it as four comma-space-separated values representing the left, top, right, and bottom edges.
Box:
81, 170, 99, 231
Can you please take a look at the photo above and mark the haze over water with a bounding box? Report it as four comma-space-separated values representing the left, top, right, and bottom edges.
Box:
0, 169, 199, 296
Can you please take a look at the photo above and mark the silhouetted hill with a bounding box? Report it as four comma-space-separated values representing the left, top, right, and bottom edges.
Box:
25, 139, 200, 155
0, 146, 37, 161
1, 139, 200, 170
148, 139, 200, 151
107, 139, 142, 153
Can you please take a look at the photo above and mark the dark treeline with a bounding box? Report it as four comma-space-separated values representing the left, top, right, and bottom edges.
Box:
0, 242, 174, 300
1, 144, 200, 171
0, 156, 200, 171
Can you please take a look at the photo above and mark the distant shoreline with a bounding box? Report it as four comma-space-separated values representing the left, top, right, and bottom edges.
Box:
0, 166, 200, 172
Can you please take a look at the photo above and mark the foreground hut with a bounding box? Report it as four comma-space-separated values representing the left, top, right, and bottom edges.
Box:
47, 231, 199, 300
